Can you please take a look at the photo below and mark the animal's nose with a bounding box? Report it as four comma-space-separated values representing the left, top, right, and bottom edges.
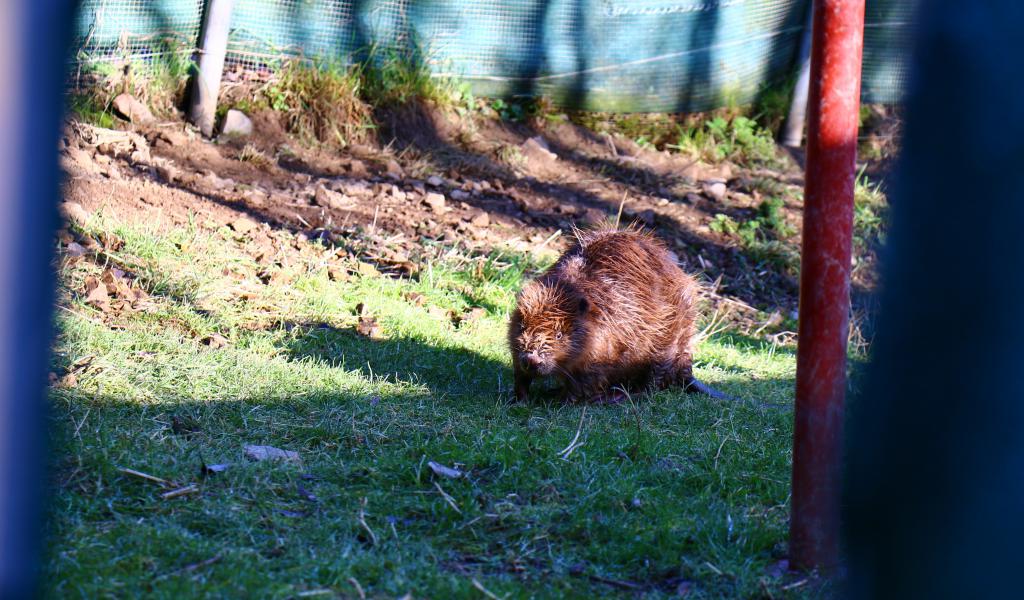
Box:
522, 352, 541, 368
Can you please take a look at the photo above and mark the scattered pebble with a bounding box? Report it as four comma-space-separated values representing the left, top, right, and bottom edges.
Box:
244, 445, 302, 464
112, 93, 155, 124
423, 192, 446, 214
221, 109, 254, 137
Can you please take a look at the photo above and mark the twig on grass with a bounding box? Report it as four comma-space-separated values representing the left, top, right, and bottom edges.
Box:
713, 436, 732, 471
472, 577, 505, 600
348, 577, 366, 600
357, 497, 378, 545
434, 481, 463, 514
160, 484, 199, 500
782, 578, 809, 591
536, 229, 562, 252
557, 406, 588, 460
118, 467, 169, 487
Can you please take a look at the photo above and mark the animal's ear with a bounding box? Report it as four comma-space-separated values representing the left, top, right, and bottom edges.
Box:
577, 297, 589, 315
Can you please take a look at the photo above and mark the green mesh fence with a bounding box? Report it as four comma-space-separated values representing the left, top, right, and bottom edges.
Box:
73, 0, 203, 63
72, 0, 916, 112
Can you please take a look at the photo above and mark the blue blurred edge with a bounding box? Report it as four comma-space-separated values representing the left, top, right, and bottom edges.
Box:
844, 1, 1024, 597
0, 1, 77, 598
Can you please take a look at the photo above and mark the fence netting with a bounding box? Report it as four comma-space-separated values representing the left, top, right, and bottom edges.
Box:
71, 0, 917, 113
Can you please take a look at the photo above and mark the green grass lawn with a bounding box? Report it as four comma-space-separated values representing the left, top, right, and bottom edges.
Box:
46, 214, 811, 598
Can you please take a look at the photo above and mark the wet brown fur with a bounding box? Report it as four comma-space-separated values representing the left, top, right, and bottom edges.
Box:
509, 226, 704, 403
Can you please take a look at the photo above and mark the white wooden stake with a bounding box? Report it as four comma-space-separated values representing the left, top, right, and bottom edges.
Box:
189, 0, 235, 137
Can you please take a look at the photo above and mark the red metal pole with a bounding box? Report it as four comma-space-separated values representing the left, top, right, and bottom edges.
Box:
790, 0, 865, 571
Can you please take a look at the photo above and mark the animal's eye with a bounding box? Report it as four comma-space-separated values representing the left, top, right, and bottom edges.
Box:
555, 331, 563, 340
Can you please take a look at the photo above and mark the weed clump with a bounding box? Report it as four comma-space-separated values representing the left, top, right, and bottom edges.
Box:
360, 48, 466, 109
853, 168, 889, 251
672, 115, 779, 165
259, 59, 370, 147
251, 48, 470, 146
710, 196, 799, 273
69, 42, 196, 126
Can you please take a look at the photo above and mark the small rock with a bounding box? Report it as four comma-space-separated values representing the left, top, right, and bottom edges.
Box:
243, 189, 268, 207
426, 175, 444, 187
111, 93, 155, 124
65, 242, 86, 258
385, 159, 404, 179
229, 217, 258, 235
61, 146, 99, 175
348, 159, 369, 178
390, 187, 407, 202
60, 202, 91, 227
521, 136, 558, 163
244, 445, 302, 464
703, 180, 728, 201
201, 171, 234, 191
450, 189, 470, 201
423, 192, 446, 214
332, 180, 371, 197
221, 109, 254, 137
469, 211, 490, 228
314, 185, 351, 210
153, 129, 187, 148
638, 209, 656, 226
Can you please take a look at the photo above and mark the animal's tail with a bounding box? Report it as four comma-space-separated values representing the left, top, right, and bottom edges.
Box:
684, 377, 738, 401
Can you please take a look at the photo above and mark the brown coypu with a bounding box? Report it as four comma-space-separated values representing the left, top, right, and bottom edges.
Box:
509, 226, 730, 403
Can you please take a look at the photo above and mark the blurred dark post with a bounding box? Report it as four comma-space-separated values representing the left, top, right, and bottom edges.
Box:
0, 0, 77, 597
790, 0, 865, 570
782, 3, 814, 148
189, 0, 236, 137
845, 1, 1024, 597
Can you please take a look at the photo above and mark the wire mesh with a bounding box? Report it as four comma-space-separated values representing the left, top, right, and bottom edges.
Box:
72, 0, 917, 111
73, 0, 203, 64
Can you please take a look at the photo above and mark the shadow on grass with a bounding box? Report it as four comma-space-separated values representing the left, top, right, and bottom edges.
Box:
274, 320, 788, 411
278, 320, 510, 400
